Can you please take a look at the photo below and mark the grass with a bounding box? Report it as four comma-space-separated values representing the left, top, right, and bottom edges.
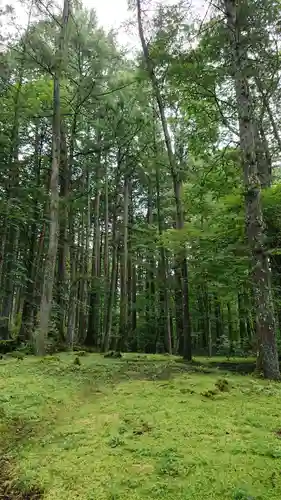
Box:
0, 352, 281, 499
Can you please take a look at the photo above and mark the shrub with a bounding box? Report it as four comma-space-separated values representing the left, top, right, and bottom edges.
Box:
215, 378, 230, 392
9, 351, 24, 360
0, 339, 18, 354
19, 343, 35, 355
104, 351, 122, 359
76, 350, 87, 357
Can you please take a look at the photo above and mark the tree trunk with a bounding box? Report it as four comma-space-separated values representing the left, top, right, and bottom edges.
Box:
103, 161, 109, 338
56, 122, 69, 342
156, 165, 172, 353
102, 165, 120, 352
20, 123, 42, 342
36, 0, 70, 355
117, 176, 129, 352
224, 0, 280, 379
85, 165, 101, 347
237, 292, 245, 343
136, 0, 192, 360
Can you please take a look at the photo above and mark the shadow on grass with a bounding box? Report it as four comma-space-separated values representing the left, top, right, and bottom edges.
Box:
207, 360, 256, 374
108, 356, 256, 381
175, 358, 256, 375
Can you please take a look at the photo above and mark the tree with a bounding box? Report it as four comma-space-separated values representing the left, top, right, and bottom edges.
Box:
36, 0, 71, 355
223, 0, 279, 379
135, 0, 192, 360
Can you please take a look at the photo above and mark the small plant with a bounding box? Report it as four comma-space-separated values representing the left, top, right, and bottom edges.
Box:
20, 342, 35, 355
108, 435, 125, 448
215, 378, 230, 392
157, 450, 183, 477
133, 421, 152, 436
201, 389, 217, 398
232, 488, 256, 499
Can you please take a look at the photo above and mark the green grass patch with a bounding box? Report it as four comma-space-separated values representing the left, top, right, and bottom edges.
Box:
0, 353, 281, 499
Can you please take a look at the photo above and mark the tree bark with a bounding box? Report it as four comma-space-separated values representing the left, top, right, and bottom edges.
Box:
224, 0, 280, 379
36, 0, 70, 355
117, 175, 129, 351
156, 164, 172, 353
56, 122, 69, 342
20, 123, 42, 342
85, 145, 102, 347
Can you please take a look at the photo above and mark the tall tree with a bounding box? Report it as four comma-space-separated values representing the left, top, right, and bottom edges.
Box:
36, 0, 71, 355
223, 0, 280, 379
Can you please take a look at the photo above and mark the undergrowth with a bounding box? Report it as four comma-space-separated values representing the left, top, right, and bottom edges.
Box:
0, 353, 280, 499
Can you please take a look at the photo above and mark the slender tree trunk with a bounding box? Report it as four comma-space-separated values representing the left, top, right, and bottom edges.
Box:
0, 3, 33, 339
144, 178, 156, 351
131, 262, 137, 350
156, 165, 172, 353
66, 109, 77, 348
136, 1, 192, 360
227, 302, 233, 356
213, 293, 222, 347
20, 124, 42, 341
117, 176, 129, 351
0, 81, 21, 340
255, 77, 281, 154
102, 168, 120, 352
174, 263, 183, 354
238, 291, 247, 344
56, 122, 69, 342
102, 236, 119, 352
67, 231, 77, 348
86, 141, 102, 347
127, 180, 133, 348
254, 121, 272, 188
103, 161, 109, 338
78, 165, 91, 342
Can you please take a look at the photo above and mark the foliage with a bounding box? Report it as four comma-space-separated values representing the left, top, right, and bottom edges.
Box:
0, 0, 281, 374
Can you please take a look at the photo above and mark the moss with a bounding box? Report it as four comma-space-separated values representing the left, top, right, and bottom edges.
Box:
201, 389, 218, 398
1, 354, 281, 499
39, 355, 60, 363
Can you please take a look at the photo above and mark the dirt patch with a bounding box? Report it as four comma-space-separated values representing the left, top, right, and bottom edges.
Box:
0, 457, 43, 499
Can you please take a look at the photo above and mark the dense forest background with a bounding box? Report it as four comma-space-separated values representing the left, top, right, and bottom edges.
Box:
1, 0, 281, 378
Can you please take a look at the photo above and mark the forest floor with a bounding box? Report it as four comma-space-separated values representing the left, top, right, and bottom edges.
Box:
1, 353, 281, 500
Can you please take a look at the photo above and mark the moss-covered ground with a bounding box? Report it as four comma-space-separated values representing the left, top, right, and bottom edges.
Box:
1, 353, 281, 499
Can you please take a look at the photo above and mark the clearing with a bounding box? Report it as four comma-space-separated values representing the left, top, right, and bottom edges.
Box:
0, 353, 281, 500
